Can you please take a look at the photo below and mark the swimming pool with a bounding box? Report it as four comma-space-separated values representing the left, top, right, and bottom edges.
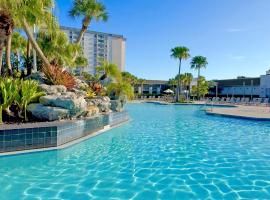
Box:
1, 103, 270, 199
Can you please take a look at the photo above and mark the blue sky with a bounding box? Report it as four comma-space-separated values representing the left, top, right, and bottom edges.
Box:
55, 0, 270, 80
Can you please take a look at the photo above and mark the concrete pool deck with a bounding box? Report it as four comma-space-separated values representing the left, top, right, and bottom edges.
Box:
205, 105, 270, 121
132, 100, 270, 121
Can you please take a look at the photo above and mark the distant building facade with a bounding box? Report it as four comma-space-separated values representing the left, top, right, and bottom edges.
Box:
134, 79, 198, 95
134, 80, 169, 95
209, 70, 270, 98
61, 26, 126, 74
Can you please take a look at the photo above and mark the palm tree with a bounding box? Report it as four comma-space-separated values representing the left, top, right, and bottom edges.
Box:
171, 46, 190, 101
96, 60, 122, 83
11, 32, 27, 71
0, 10, 14, 75
190, 56, 208, 99
137, 78, 146, 95
182, 73, 193, 99
37, 29, 87, 67
69, 0, 108, 44
1, 0, 56, 69
121, 72, 138, 86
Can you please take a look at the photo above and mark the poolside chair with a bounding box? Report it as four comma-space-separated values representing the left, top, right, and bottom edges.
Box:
254, 98, 262, 106
235, 97, 241, 104
229, 97, 235, 104
225, 97, 231, 104
261, 98, 269, 106
220, 97, 226, 104
240, 98, 245, 103
244, 98, 250, 105
215, 97, 220, 103
247, 98, 257, 106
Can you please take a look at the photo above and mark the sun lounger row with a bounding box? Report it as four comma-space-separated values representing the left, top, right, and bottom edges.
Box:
138, 96, 175, 102
205, 97, 270, 106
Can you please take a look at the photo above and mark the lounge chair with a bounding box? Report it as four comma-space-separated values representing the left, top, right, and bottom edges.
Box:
220, 97, 226, 104
261, 98, 269, 106
235, 97, 241, 104
225, 97, 231, 104
230, 97, 235, 104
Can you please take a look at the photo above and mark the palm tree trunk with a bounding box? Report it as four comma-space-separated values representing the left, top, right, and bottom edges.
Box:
22, 18, 50, 68
76, 17, 90, 44
72, 17, 90, 62
188, 81, 191, 100
177, 58, 182, 102
0, 48, 3, 75
6, 33, 12, 76
197, 68, 200, 99
16, 50, 20, 71
26, 39, 31, 75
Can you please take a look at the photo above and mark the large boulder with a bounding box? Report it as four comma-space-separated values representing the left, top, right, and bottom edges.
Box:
74, 76, 88, 89
39, 84, 67, 95
27, 103, 69, 121
70, 88, 87, 98
85, 105, 100, 117
110, 100, 124, 112
39, 92, 87, 116
86, 96, 111, 113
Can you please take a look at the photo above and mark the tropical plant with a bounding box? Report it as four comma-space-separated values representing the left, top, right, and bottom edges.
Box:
121, 72, 138, 86
96, 60, 122, 82
0, 78, 19, 123
107, 81, 134, 100
137, 78, 146, 94
171, 46, 190, 101
181, 73, 193, 99
90, 82, 104, 95
190, 56, 208, 99
37, 30, 87, 67
14, 79, 45, 121
11, 31, 27, 71
42, 64, 76, 90
82, 86, 96, 99
0, 0, 56, 68
191, 76, 209, 98
69, 0, 108, 44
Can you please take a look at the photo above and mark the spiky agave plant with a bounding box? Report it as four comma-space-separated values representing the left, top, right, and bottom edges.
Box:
15, 80, 45, 121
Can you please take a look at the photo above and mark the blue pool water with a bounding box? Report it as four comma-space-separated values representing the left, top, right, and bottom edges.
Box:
1, 103, 270, 200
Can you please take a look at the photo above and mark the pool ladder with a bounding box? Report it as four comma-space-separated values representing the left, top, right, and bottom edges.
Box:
200, 102, 213, 112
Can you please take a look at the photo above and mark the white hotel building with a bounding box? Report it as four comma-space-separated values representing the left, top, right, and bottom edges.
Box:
61, 26, 126, 74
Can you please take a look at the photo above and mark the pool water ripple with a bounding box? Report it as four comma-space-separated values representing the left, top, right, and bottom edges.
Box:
1, 103, 270, 199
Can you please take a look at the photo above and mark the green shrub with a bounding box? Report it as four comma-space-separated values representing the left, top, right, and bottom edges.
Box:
107, 81, 134, 100
0, 78, 19, 123
0, 78, 44, 123
15, 80, 45, 121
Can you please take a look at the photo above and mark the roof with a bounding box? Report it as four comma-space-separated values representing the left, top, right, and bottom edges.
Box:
213, 77, 260, 87
60, 26, 126, 40
144, 80, 168, 85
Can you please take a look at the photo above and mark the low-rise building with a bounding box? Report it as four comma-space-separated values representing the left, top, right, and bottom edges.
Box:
209, 70, 270, 98
134, 79, 198, 95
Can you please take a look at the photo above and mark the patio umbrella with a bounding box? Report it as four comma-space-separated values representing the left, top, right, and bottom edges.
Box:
163, 89, 174, 94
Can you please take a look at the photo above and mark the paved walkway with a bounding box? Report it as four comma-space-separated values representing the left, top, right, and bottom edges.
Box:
205, 105, 270, 121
